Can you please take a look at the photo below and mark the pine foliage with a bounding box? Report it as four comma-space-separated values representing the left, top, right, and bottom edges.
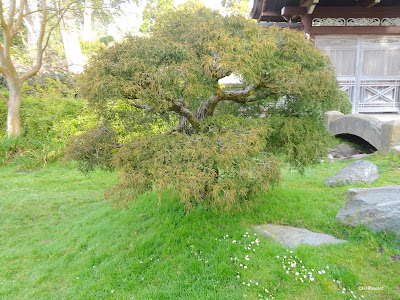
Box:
71, 5, 351, 211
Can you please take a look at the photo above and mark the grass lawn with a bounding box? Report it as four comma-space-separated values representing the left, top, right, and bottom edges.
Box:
1, 155, 400, 299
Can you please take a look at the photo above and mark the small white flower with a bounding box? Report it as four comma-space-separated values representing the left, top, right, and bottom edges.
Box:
310, 278, 314, 281
76, 277, 79, 279
237, 275, 240, 278
326, 266, 329, 269
232, 240, 237, 243
244, 266, 247, 269
322, 270, 326, 274
247, 283, 250, 286
295, 272, 299, 276
276, 256, 279, 258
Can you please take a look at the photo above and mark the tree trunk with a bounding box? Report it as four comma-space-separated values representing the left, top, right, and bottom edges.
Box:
24, 0, 41, 49
82, 1, 93, 42
59, 10, 85, 74
6, 77, 23, 138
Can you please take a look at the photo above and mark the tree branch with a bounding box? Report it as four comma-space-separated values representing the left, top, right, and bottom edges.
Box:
218, 84, 257, 102
7, 0, 17, 28
127, 99, 154, 111
0, 92, 8, 105
195, 84, 259, 121
170, 99, 201, 132
10, 0, 26, 39
0, 1, 9, 31
20, 0, 79, 83
162, 125, 182, 135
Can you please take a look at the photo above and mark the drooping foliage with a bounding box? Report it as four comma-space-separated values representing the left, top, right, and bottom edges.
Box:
71, 4, 350, 211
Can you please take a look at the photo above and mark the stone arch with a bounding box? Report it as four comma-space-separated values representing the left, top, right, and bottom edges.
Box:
324, 111, 400, 155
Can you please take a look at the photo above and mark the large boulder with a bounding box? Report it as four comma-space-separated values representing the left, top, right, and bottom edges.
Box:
252, 224, 347, 248
336, 185, 400, 235
324, 160, 379, 187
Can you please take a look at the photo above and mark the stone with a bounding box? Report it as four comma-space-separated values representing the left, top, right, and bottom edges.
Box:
252, 224, 347, 248
392, 145, 400, 155
346, 154, 371, 160
323, 160, 379, 187
335, 185, 400, 235
337, 143, 360, 157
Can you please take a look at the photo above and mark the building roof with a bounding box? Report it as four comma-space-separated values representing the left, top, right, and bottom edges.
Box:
251, 0, 400, 22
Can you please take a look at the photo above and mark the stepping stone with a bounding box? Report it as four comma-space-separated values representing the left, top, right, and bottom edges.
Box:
336, 185, 400, 235
253, 224, 347, 248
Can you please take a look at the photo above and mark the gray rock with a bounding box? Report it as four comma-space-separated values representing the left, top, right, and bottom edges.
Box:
392, 145, 400, 155
324, 160, 379, 187
336, 185, 400, 235
345, 154, 371, 160
252, 224, 347, 248
337, 143, 360, 157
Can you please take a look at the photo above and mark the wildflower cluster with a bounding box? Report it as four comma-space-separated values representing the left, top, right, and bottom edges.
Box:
216, 232, 275, 300
278, 250, 365, 299
333, 279, 365, 299
277, 250, 328, 283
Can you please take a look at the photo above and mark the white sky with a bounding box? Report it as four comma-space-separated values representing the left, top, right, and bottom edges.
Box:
109, 0, 227, 40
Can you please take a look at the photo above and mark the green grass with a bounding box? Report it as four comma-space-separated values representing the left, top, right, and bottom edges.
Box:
1, 156, 400, 299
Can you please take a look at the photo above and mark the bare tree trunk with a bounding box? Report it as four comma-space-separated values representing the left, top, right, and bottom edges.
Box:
82, 1, 93, 42
6, 76, 23, 138
24, 0, 41, 49
59, 10, 84, 73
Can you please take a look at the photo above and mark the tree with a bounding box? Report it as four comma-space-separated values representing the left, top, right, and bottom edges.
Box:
139, 0, 173, 33
0, 0, 74, 137
221, 0, 251, 16
71, 4, 350, 211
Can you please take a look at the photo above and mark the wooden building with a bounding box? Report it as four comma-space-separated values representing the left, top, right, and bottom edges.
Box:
251, 0, 400, 113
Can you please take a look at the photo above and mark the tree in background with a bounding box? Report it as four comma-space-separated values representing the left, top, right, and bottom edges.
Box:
69, 4, 350, 211
139, 0, 173, 33
221, 0, 251, 16
0, 0, 76, 137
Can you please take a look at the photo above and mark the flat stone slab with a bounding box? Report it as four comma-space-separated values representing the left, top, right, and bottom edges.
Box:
336, 185, 400, 235
324, 160, 379, 187
253, 224, 347, 248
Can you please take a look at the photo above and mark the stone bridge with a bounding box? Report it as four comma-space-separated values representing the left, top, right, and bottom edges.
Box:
324, 111, 400, 155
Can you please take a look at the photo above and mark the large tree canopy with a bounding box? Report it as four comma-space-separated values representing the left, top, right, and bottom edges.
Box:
72, 4, 350, 211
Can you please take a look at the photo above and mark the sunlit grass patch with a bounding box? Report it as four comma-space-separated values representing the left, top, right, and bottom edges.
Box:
1, 157, 399, 299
